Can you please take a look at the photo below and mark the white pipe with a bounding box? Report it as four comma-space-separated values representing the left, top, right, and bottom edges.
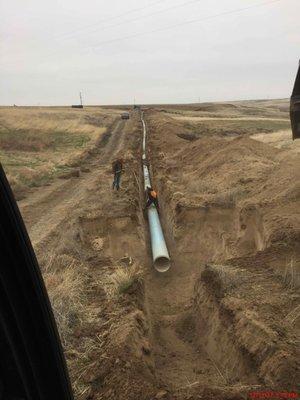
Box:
141, 112, 170, 272
142, 119, 147, 160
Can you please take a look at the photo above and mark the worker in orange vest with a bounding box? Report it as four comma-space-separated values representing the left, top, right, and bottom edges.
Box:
145, 186, 159, 210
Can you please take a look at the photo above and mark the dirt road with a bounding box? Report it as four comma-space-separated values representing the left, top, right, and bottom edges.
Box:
20, 120, 125, 250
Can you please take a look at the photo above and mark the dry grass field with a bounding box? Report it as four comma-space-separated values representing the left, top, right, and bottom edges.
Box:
0, 106, 120, 198
0, 101, 299, 400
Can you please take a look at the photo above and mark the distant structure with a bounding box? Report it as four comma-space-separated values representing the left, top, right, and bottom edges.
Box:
121, 112, 130, 120
71, 91, 83, 109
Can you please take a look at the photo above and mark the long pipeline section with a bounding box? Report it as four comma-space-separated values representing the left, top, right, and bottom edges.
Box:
141, 113, 170, 272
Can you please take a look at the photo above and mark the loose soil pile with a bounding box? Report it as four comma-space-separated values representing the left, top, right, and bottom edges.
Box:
144, 103, 299, 398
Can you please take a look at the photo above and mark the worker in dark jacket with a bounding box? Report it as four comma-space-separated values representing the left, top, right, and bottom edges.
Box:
112, 158, 123, 190
145, 186, 159, 209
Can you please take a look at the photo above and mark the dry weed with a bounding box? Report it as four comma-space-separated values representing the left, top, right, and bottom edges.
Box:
187, 180, 217, 194
207, 263, 248, 292
43, 254, 86, 345
284, 305, 300, 327
41, 253, 109, 398
111, 263, 142, 295
213, 187, 244, 206
283, 257, 300, 289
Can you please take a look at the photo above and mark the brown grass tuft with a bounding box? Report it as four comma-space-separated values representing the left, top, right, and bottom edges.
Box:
111, 264, 142, 295
0, 106, 112, 197
283, 258, 300, 289
43, 254, 86, 345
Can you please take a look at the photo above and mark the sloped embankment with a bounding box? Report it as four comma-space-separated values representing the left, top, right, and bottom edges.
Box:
195, 262, 299, 389
143, 110, 300, 397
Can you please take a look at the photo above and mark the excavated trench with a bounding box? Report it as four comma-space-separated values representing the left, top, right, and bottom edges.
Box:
78, 111, 294, 398
139, 115, 278, 397
144, 198, 264, 396
19, 109, 298, 398
27, 108, 297, 398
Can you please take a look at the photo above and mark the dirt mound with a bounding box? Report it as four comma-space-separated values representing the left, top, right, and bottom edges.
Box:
196, 262, 299, 389
147, 111, 299, 263
195, 103, 238, 112
176, 132, 199, 141
144, 108, 299, 397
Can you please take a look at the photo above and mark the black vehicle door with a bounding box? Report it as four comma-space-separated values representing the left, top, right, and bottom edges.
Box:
290, 62, 300, 140
0, 165, 74, 400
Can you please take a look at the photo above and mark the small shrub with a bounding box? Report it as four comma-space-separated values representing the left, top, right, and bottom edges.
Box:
111, 264, 142, 295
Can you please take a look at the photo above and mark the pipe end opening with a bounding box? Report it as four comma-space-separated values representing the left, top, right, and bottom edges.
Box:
154, 256, 170, 273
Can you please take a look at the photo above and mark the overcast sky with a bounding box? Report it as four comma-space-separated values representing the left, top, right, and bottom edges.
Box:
0, 0, 299, 105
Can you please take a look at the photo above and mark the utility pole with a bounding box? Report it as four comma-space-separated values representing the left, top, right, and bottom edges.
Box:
79, 92, 83, 107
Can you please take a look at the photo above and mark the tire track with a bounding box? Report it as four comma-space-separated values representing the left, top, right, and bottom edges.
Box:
19, 119, 126, 249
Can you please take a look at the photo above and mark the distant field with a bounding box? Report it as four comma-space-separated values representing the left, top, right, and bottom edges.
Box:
0, 107, 119, 198
176, 117, 291, 138
158, 99, 291, 139
154, 98, 289, 115
0, 100, 292, 198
